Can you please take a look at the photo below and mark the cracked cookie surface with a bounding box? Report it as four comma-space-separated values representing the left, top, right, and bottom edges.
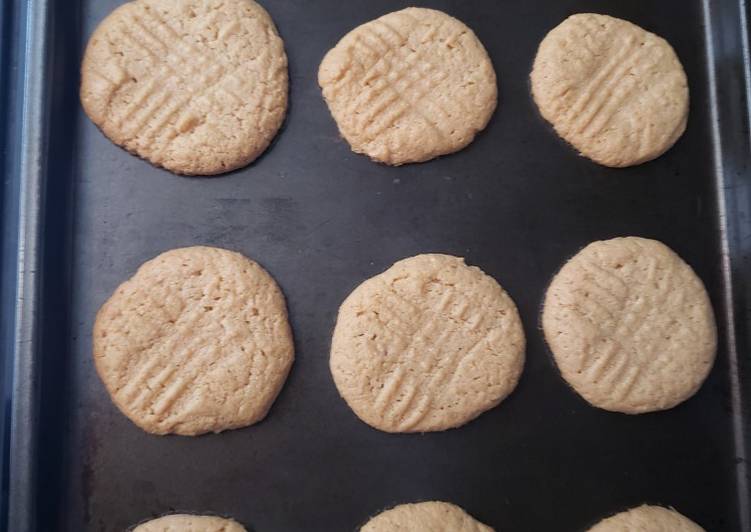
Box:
94, 246, 294, 436
81, 0, 288, 175
330, 254, 524, 433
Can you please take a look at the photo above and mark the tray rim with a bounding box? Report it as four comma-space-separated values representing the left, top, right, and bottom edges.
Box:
2, 0, 750, 530
4, 0, 53, 530
703, 0, 751, 529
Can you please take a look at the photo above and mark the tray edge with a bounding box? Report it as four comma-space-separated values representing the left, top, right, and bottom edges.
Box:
702, 0, 751, 530
6, 0, 52, 530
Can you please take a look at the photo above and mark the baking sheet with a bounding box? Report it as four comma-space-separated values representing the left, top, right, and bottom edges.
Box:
4, 0, 750, 531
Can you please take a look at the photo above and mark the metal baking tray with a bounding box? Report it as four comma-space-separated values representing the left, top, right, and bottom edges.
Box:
2, 0, 750, 530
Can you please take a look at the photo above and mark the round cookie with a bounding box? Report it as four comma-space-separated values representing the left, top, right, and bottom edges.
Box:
542, 237, 716, 414
318, 8, 497, 165
530, 13, 688, 167
589, 505, 704, 531
330, 254, 525, 433
362, 501, 493, 532
81, 0, 288, 175
94, 246, 294, 436
133, 514, 246, 532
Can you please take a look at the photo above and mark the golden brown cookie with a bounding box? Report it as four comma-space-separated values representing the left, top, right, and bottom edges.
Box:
81, 0, 288, 175
319, 8, 497, 165
531, 13, 688, 167
133, 514, 246, 532
331, 254, 525, 433
589, 505, 704, 531
94, 246, 294, 435
362, 501, 493, 532
543, 237, 716, 413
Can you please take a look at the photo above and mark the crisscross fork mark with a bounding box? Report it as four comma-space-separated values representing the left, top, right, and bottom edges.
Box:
374, 18, 407, 42
132, 10, 252, 97
618, 257, 675, 342
581, 255, 677, 387
563, 45, 634, 121
143, 5, 260, 76
556, 268, 626, 348
386, 312, 462, 429
612, 364, 642, 403
368, 284, 466, 425
321, 16, 407, 100
342, 17, 461, 141
343, 16, 424, 92
607, 311, 688, 405
582, 337, 624, 383
101, 0, 278, 128
347, 37, 446, 143
153, 2, 272, 57
368, 281, 423, 334
353, 31, 449, 141
386, 383, 421, 424
116, 27, 223, 152
111, 6, 275, 151
572, 254, 652, 376
573, 291, 619, 324
123, 332, 207, 413
573, 17, 605, 62
563, 27, 641, 128
575, 315, 641, 381
151, 338, 264, 419
575, 259, 630, 314
118, 324, 183, 405
383, 18, 471, 123
578, 74, 643, 137
368, 286, 435, 410
120, 301, 217, 406
132, 329, 264, 418
398, 326, 490, 431
574, 15, 615, 59
150, 74, 273, 159
151, 5, 277, 92
366, 23, 469, 135
118, 21, 233, 133
569, 42, 651, 137
577, 258, 629, 293
372, 365, 407, 415
399, 301, 504, 429
119, 277, 234, 411
113, 26, 182, 129
149, 2, 280, 101
431, 323, 504, 409
625, 111, 657, 159
345, 27, 431, 121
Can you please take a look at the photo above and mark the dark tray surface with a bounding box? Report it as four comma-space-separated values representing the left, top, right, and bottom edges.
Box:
15, 0, 748, 531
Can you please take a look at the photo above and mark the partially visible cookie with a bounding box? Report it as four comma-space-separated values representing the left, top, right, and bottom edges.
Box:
589, 505, 704, 531
542, 237, 716, 413
94, 246, 294, 436
531, 13, 688, 167
362, 501, 493, 532
330, 254, 525, 433
133, 514, 246, 532
319, 8, 497, 165
81, 0, 288, 175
